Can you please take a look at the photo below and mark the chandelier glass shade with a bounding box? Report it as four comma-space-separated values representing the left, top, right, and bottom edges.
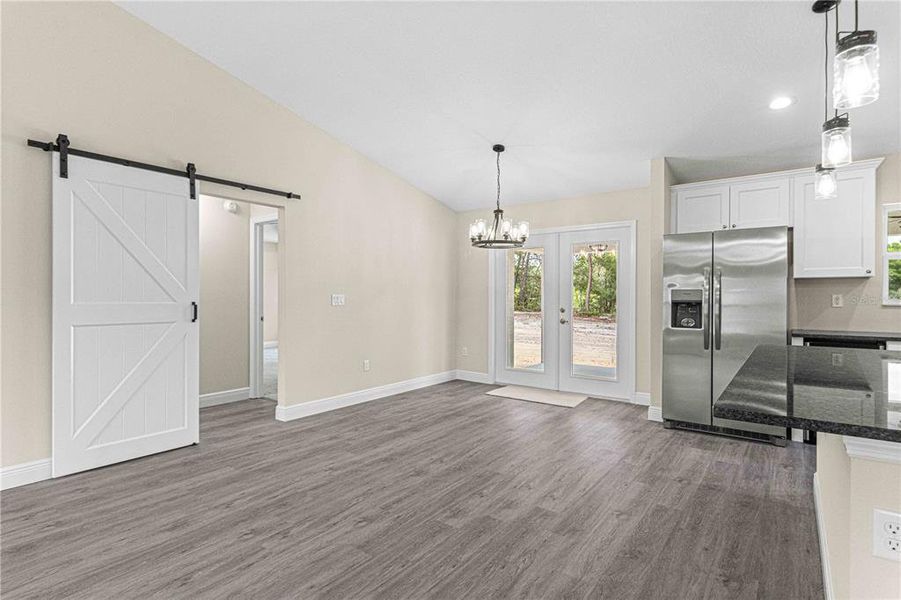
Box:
469, 144, 529, 249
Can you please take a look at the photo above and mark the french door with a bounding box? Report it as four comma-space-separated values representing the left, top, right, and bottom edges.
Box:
493, 224, 634, 400
52, 154, 199, 477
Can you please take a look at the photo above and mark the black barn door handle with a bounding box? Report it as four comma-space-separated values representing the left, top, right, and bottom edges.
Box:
191, 302, 198, 323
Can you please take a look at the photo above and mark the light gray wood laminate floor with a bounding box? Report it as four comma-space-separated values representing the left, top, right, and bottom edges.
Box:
1, 381, 822, 599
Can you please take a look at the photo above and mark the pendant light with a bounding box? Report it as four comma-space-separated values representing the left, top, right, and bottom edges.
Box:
469, 145, 529, 249
821, 114, 852, 168
833, 0, 879, 109
815, 164, 838, 199
814, 1, 853, 169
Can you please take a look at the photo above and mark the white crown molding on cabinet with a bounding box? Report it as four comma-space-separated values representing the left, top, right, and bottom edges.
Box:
275, 371, 456, 421
200, 387, 251, 408
670, 157, 884, 192
843, 436, 901, 464
647, 406, 663, 422
1, 459, 52, 490
813, 473, 836, 600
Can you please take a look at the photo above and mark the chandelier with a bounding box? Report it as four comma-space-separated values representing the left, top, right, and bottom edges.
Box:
469, 144, 529, 249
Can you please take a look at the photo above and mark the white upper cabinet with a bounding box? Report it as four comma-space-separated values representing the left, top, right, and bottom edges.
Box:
793, 166, 876, 278
673, 186, 729, 233
728, 178, 791, 230
670, 159, 881, 279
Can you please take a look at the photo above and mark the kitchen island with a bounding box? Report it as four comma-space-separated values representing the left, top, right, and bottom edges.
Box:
714, 344, 901, 600
714, 344, 901, 442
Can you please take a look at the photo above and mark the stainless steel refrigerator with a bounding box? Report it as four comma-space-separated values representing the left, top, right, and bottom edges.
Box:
662, 226, 788, 442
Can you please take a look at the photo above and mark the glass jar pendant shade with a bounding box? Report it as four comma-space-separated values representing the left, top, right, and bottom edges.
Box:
469, 145, 529, 249
834, 30, 879, 109
815, 164, 838, 199
821, 114, 852, 168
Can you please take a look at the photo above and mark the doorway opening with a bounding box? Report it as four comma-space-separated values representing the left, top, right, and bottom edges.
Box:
250, 216, 279, 401
492, 222, 635, 401
198, 196, 282, 411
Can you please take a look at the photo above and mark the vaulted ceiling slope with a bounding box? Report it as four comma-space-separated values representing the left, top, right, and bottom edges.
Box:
120, 1, 900, 211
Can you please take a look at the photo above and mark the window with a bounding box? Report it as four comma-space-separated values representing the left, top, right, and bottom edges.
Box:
885, 203, 901, 306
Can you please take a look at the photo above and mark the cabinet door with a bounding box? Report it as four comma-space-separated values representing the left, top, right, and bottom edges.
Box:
793, 169, 875, 278
674, 186, 729, 233
728, 178, 791, 229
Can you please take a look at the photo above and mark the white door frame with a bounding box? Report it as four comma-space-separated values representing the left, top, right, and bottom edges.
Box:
488, 220, 636, 402
249, 215, 278, 399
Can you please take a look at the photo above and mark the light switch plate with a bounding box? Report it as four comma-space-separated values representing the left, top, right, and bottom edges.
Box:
330, 294, 346, 306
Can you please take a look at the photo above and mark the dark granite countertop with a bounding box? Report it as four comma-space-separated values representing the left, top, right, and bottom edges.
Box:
791, 329, 901, 342
714, 345, 901, 442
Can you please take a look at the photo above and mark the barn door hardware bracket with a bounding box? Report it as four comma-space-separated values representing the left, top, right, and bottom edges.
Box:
56, 134, 70, 178
186, 163, 197, 199
26, 134, 302, 200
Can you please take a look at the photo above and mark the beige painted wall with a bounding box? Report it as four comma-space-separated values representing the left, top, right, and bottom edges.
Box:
0, 1, 456, 467
199, 196, 250, 395
792, 154, 901, 333
455, 186, 653, 396
263, 241, 278, 344
817, 434, 901, 600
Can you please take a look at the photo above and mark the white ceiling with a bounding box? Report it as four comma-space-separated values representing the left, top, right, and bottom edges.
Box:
120, 1, 900, 211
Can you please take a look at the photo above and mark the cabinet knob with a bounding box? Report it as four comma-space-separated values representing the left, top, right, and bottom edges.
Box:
731, 224, 736, 228
866, 269, 872, 274
722, 225, 727, 229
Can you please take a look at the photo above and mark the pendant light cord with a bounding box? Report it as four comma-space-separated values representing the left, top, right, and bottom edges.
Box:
834, 4, 840, 117
824, 9, 829, 122
854, 0, 859, 32
496, 150, 501, 211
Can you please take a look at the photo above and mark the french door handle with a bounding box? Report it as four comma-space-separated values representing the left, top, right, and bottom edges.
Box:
560, 317, 569, 324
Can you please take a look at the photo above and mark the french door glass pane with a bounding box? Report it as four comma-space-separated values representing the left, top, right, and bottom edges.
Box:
570, 241, 618, 380
506, 248, 544, 371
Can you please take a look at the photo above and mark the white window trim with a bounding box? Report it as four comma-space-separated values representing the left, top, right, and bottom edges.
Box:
883, 202, 901, 306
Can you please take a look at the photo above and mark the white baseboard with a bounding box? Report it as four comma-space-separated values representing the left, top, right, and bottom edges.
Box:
276, 371, 456, 422
632, 392, 651, 406
264, 341, 278, 349
200, 387, 251, 408
454, 370, 493, 384
813, 473, 835, 600
1, 459, 52, 490
647, 405, 663, 422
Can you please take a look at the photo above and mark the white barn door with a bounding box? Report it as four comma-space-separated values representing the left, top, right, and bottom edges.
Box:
52, 155, 199, 477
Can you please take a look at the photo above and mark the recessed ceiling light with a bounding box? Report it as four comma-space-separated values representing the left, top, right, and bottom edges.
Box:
769, 96, 795, 110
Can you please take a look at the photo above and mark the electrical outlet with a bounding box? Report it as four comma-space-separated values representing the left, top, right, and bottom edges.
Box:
873, 509, 901, 561
461, 346, 468, 357
330, 294, 346, 306
362, 359, 370, 372
831, 294, 843, 308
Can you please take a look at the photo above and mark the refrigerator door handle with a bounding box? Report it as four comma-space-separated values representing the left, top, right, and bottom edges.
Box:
714, 268, 723, 351
702, 267, 711, 351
